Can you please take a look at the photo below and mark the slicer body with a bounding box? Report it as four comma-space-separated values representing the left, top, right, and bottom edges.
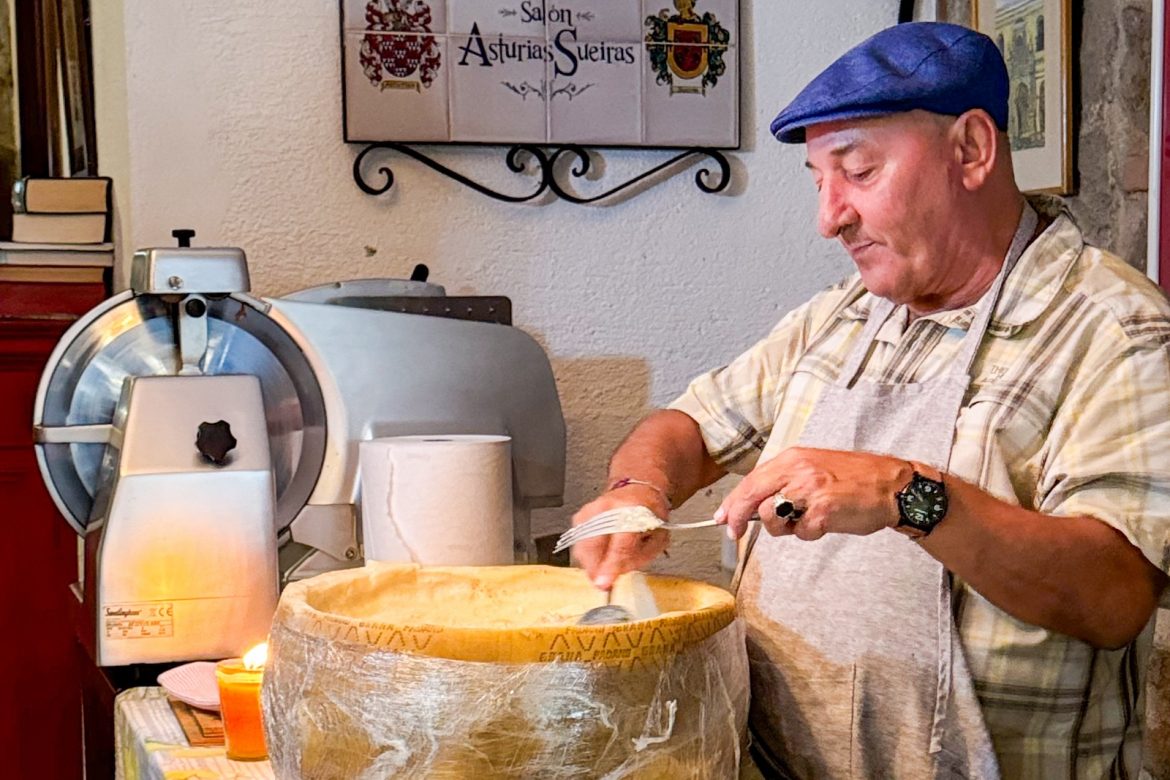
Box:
33, 244, 566, 666
84, 375, 277, 665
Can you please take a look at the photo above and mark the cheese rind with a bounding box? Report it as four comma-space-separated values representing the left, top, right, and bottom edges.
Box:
274, 563, 735, 666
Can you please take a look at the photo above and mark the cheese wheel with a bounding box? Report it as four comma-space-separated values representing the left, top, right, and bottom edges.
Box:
263, 564, 749, 779
274, 563, 736, 666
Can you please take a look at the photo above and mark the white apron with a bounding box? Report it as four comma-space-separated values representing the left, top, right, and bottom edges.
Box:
737, 206, 1038, 779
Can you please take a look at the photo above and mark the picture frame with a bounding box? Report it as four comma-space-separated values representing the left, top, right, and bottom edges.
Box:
973, 0, 1074, 194
57, 0, 96, 176
338, 0, 741, 150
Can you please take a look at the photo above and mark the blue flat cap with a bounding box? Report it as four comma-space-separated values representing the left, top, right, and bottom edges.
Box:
771, 22, 1008, 143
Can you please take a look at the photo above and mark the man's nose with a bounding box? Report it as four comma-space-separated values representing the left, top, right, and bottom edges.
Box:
817, 181, 857, 239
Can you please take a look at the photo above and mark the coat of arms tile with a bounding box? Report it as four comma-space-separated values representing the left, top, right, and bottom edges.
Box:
341, 0, 739, 147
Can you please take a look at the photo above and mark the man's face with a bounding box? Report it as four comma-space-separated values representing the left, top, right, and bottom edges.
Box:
804, 112, 962, 307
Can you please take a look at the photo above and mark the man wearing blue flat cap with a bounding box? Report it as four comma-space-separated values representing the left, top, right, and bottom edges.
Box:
572, 21, 1170, 779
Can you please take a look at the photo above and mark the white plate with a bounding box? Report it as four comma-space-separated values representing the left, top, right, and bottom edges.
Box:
157, 661, 220, 711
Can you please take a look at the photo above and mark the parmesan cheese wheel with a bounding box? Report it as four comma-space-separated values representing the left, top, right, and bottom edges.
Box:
271, 563, 735, 666
263, 564, 748, 779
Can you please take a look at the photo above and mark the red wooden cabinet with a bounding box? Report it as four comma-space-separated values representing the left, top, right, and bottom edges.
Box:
0, 281, 106, 779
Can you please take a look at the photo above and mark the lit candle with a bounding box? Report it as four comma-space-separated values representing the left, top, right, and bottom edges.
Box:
216, 642, 269, 761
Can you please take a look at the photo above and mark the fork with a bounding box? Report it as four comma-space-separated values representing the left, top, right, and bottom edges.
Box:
553, 506, 760, 554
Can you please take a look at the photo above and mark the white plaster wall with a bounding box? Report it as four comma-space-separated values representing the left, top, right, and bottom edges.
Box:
90, 1, 896, 567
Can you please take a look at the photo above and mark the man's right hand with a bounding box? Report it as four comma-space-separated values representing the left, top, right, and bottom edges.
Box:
570, 483, 671, 591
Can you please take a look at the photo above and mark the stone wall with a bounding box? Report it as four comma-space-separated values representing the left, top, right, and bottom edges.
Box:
1057, 4, 1165, 775
1067, 0, 1152, 269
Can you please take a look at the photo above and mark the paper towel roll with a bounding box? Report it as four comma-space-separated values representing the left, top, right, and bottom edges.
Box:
359, 435, 514, 566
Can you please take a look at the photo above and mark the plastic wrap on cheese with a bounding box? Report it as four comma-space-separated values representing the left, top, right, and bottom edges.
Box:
262, 564, 748, 779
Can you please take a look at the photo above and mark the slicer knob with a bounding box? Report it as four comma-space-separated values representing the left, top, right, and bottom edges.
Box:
196, 420, 237, 466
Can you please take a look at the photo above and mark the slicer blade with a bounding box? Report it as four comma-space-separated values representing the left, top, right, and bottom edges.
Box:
33, 293, 326, 536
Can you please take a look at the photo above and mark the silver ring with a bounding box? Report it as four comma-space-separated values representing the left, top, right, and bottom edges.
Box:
773, 493, 804, 521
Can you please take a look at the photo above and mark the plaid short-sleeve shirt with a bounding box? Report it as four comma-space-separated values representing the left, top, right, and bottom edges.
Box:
670, 197, 1170, 778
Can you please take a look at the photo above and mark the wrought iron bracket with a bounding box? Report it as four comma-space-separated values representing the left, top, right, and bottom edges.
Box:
352, 143, 732, 205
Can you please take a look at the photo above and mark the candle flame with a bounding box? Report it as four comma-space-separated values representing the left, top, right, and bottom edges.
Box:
243, 642, 268, 670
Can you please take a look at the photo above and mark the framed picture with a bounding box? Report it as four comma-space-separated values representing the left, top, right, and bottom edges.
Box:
57, 0, 96, 176
339, 0, 740, 149
973, 0, 1074, 194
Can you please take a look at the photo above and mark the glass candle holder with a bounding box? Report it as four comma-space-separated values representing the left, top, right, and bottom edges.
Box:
215, 658, 267, 761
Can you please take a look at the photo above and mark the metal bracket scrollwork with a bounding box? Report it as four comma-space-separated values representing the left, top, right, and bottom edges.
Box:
352, 143, 731, 205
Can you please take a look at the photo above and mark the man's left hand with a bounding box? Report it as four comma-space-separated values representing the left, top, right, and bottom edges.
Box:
719, 447, 916, 540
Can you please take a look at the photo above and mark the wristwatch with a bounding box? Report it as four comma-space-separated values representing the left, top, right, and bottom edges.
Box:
894, 469, 948, 537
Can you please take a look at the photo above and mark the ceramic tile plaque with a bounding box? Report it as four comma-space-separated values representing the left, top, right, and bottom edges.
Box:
341, 0, 739, 148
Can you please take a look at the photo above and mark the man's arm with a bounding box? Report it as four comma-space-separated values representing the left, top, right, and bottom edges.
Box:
718, 448, 1167, 649
572, 409, 726, 589
923, 472, 1166, 649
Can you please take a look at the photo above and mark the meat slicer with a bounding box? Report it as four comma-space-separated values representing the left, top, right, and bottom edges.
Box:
32, 233, 566, 666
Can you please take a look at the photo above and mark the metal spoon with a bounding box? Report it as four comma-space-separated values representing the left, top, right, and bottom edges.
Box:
577, 589, 634, 625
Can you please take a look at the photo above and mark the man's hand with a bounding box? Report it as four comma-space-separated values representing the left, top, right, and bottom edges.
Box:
717, 445, 1167, 649
719, 447, 914, 540
570, 483, 671, 591
569, 409, 726, 591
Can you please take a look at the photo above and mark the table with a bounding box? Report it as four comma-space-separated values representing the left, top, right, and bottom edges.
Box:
117, 686, 768, 779
114, 687, 274, 780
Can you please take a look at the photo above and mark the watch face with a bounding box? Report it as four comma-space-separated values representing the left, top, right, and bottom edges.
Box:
899, 473, 948, 531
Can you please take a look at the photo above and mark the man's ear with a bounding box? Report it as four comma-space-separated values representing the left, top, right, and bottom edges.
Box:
949, 109, 1000, 191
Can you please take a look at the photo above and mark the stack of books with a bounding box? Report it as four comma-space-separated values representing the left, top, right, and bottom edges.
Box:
1, 177, 114, 316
